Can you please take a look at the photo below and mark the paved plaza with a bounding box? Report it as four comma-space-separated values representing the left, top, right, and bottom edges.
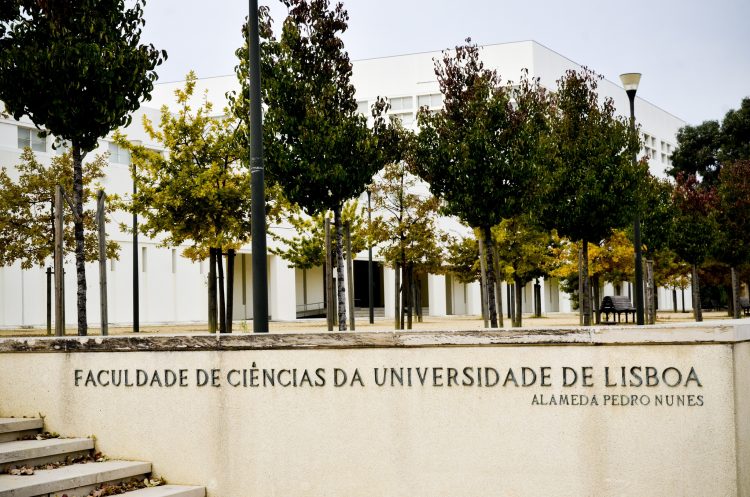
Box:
1, 310, 742, 337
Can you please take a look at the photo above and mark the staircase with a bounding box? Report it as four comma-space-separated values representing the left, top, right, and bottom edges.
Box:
353, 307, 385, 318
0, 418, 204, 497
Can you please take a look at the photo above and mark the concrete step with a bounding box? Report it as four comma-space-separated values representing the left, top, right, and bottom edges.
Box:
353, 307, 385, 318
0, 459, 150, 497
0, 437, 94, 471
0, 420, 42, 444
120, 485, 206, 497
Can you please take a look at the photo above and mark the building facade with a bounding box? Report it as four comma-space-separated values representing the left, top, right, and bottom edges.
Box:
0, 40, 687, 328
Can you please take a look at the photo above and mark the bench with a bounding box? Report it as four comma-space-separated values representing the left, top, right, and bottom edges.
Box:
702, 298, 725, 312
600, 296, 636, 324
740, 297, 750, 316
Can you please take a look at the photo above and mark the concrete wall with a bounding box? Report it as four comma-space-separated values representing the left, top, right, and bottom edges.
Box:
1, 322, 748, 497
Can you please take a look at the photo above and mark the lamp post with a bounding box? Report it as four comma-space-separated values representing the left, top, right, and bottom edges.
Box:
367, 188, 374, 324
620, 72, 644, 326
132, 163, 139, 333
249, 0, 268, 333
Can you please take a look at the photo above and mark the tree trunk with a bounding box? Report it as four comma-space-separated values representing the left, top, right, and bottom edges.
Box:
401, 262, 409, 329
592, 275, 601, 324
394, 262, 401, 330
507, 282, 513, 320
581, 240, 591, 326
218, 250, 226, 334
415, 275, 423, 323
534, 279, 541, 318
731, 266, 740, 319
681, 288, 686, 313
325, 217, 333, 331
672, 288, 678, 313
54, 186, 64, 336
97, 191, 108, 336
482, 226, 498, 328
226, 249, 235, 333
578, 247, 584, 325
345, 223, 355, 331
477, 234, 489, 328
208, 248, 217, 333
406, 264, 413, 330
334, 207, 347, 331
513, 276, 523, 328
692, 264, 703, 322
492, 246, 503, 327
645, 260, 655, 325
71, 146, 87, 335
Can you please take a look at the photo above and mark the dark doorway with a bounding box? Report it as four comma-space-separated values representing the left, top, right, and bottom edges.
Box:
353, 260, 384, 308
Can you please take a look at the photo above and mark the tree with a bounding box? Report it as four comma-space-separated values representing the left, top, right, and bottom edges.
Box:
0, 0, 166, 335
243, 0, 390, 330
540, 68, 643, 326
414, 40, 550, 328
117, 73, 250, 333
550, 231, 634, 322
445, 236, 480, 285
668, 121, 722, 186
670, 174, 719, 321
370, 160, 445, 329
652, 248, 691, 313
668, 98, 750, 186
714, 160, 750, 318
493, 218, 557, 327
718, 98, 750, 164
271, 199, 367, 328
0, 149, 118, 269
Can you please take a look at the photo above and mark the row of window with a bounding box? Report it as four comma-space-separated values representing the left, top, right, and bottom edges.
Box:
642, 132, 673, 165
14, 126, 131, 164
356, 93, 444, 127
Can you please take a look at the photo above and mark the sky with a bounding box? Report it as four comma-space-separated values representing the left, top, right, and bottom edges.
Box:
141, 0, 749, 125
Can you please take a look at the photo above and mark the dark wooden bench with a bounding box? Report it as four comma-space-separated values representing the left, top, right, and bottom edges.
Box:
600, 296, 636, 324
702, 298, 725, 312
740, 297, 750, 317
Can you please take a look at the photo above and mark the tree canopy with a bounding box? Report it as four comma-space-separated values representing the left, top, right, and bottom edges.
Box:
117, 73, 251, 260
714, 160, 750, 268
413, 40, 550, 327
668, 98, 750, 187
541, 68, 643, 243
0, 0, 166, 152
0, 0, 165, 335
242, 0, 392, 330
540, 68, 643, 325
0, 150, 118, 269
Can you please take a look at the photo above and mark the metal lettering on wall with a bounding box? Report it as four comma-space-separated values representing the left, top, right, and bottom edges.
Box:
73, 364, 704, 408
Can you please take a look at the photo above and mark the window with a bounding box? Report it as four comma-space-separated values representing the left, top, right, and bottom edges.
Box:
389, 96, 413, 112
108, 142, 130, 165
356, 100, 369, 116
171, 249, 177, 274
141, 247, 147, 272
390, 112, 414, 127
17, 127, 46, 152
110, 258, 116, 272
417, 93, 443, 109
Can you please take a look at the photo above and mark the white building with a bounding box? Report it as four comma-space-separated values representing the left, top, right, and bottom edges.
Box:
0, 40, 687, 329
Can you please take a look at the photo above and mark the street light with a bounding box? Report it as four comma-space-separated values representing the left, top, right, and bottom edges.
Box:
367, 187, 374, 324
620, 72, 644, 326
249, 0, 269, 333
